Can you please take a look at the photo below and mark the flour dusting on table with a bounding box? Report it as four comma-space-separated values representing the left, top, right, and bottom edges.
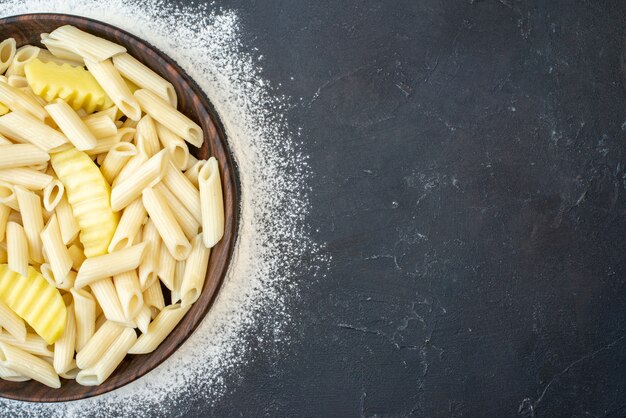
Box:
0, 0, 325, 415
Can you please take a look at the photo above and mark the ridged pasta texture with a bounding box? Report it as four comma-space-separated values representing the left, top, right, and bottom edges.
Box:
24, 58, 114, 113
50, 149, 119, 257
0, 265, 66, 344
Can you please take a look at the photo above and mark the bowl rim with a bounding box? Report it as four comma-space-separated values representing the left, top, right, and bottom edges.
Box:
0, 12, 240, 402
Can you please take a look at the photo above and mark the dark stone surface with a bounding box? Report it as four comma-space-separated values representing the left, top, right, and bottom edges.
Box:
188, 0, 626, 416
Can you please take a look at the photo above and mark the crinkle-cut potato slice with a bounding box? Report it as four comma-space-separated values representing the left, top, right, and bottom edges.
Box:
24, 58, 114, 113
0, 265, 66, 344
50, 148, 119, 257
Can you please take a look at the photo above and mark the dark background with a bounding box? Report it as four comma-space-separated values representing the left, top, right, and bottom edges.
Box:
188, 1, 626, 416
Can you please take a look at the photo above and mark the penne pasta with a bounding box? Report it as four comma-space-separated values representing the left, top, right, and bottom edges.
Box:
84, 127, 135, 156
85, 59, 141, 121
157, 242, 176, 290
71, 287, 96, 351
53, 300, 75, 374
0, 301, 26, 343
55, 195, 80, 245
0, 204, 9, 242
89, 278, 126, 323
45, 99, 97, 150
171, 260, 185, 304
156, 123, 189, 170
128, 304, 191, 354
36, 48, 83, 67
0, 168, 53, 190
138, 218, 160, 290
112, 53, 177, 107
75, 243, 147, 289
111, 152, 146, 188
0, 82, 47, 121
100, 142, 137, 184
0, 182, 18, 211
0, 144, 50, 170
68, 243, 86, 271
153, 183, 200, 240
42, 179, 64, 211
135, 115, 160, 157
134, 89, 203, 147
113, 270, 143, 320
6, 222, 28, 277
59, 360, 80, 380
0, 342, 60, 388
0, 111, 67, 151
82, 113, 118, 138
0, 332, 52, 357
76, 327, 136, 386
184, 159, 206, 188
0, 38, 16, 74
199, 158, 225, 248
5, 46, 40, 77
75, 320, 124, 369
185, 153, 199, 171
14, 186, 45, 264
142, 187, 191, 261
108, 198, 147, 252
8, 75, 28, 88
162, 161, 201, 224
111, 149, 169, 211
134, 305, 151, 334
40, 214, 72, 285
45, 25, 125, 63
180, 235, 211, 307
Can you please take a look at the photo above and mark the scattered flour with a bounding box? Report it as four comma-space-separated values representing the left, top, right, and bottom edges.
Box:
0, 0, 326, 415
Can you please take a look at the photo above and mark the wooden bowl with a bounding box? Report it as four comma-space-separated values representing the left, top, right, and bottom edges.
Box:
0, 14, 239, 402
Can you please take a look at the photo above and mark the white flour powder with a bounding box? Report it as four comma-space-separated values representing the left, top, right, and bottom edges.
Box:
0, 0, 325, 415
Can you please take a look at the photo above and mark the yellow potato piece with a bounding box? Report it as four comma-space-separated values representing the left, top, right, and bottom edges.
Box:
0, 265, 66, 344
50, 148, 119, 258
24, 58, 114, 113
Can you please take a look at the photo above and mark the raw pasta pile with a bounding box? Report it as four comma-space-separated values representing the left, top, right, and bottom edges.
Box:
0, 25, 225, 388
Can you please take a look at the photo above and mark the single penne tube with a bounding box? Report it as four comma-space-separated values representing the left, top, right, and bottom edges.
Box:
111, 152, 146, 188
85, 127, 135, 156
0, 111, 67, 151
128, 304, 191, 354
100, 142, 137, 184
0, 38, 16, 74
8, 75, 28, 88
45, 99, 97, 150
108, 198, 147, 252
199, 157, 225, 248
0, 144, 50, 170
181, 234, 211, 307
0, 182, 18, 211
59, 360, 80, 380
0, 79, 47, 121
6, 222, 28, 277
36, 48, 83, 67
0, 301, 26, 343
185, 153, 199, 170
42, 179, 64, 211
40, 214, 72, 284
0, 204, 9, 241
142, 187, 191, 261
153, 182, 200, 240
135, 115, 160, 157
53, 300, 75, 374
55, 195, 79, 245
41, 37, 83, 63
5, 45, 40, 77
143, 281, 165, 317
14, 186, 44, 263
157, 241, 176, 290
112, 53, 177, 106
30, 162, 49, 172
75, 243, 147, 288
111, 149, 169, 211
0, 168, 53, 190
56, 270, 76, 290
113, 270, 143, 320
0, 331, 52, 357
68, 243, 85, 271
163, 161, 201, 223
46, 25, 126, 63
81, 113, 118, 138
0, 342, 60, 388
156, 123, 189, 170
85, 59, 141, 121
75, 320, 124, 369
184, 159, 206, 188
134, 89, 203, 147
171, 260, 185, 304
76, 327, 136, 386
0, 364, 29, 380
71, 287, 96, 351
134, 305, 151, 334
39, 263, 56, 287
138, 218, 160, 290
89, 278, 126, 323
